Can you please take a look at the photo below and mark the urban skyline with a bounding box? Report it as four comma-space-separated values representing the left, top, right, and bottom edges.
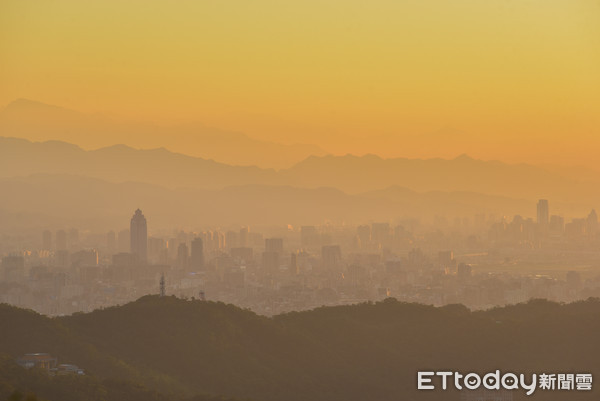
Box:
3, 197, 600, 317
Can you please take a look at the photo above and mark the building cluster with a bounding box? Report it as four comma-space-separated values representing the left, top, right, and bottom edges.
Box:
16, 353, 84, 375
2, 201, 600, 316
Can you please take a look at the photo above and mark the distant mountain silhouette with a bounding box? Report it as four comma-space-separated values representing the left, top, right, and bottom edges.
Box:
1, 136, 598, 212
1, 297, 599, 401
280, 153, 591, 199
0, 174, 538, 230
0, 137, 278, 190
0, 99, 326, 169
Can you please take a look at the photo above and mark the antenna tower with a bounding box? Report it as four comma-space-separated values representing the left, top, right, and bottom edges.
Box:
159, 273, 166, 297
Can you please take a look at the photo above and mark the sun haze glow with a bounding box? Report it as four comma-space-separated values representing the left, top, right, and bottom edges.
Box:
1, 0, 599, 166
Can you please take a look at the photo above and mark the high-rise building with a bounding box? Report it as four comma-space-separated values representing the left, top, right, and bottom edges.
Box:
265, 238, 283, 253
190, 237, 204, 271
239, 227, 249, 247
130, 209, 148, 263
263, 238, 283, 274
537, 199, 549, 226
177, 242, 189, 269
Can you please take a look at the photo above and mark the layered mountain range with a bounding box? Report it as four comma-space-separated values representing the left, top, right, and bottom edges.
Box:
1, 99, 598, 230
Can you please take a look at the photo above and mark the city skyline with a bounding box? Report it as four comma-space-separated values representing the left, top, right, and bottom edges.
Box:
3, 199, 600, 317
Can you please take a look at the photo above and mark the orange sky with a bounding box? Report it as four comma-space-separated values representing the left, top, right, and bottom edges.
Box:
1, 0, 599, 166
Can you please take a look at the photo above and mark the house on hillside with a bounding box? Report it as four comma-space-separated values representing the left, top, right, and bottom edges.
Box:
16, 353, 57, 371
16, 353, 84, 375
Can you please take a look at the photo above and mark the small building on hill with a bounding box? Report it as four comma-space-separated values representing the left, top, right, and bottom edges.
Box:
16, 353, 57, 371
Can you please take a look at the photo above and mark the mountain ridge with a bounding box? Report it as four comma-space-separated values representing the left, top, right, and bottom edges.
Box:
1, 296, 600, 401
0, 99, 326, 169
1, 135, 591, 197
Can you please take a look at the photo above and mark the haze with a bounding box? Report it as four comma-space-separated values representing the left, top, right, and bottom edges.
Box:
1, 0, 599, 167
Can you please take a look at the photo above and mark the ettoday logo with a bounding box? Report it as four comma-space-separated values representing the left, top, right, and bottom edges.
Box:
417, 370, 593, 396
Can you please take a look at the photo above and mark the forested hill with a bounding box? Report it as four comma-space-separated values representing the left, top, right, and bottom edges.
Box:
2, 296, 600, 401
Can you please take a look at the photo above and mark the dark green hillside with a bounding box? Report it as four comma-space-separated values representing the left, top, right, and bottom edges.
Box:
2, 297, 600, 401
60, 296, 333, 401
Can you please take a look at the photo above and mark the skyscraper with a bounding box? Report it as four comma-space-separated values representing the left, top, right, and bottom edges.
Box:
265, 238, 283, 253
537, 199, 549, 226
177, 242, 189, 269
130, 209, 148, 263
190, 237, 204, 271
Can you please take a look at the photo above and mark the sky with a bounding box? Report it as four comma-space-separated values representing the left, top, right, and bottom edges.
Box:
1, 0, 599, 165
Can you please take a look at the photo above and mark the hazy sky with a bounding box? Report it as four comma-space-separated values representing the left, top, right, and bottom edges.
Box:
1, 0, 599, 163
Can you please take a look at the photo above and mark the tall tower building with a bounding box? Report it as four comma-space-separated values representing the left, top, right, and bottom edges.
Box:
537, 199, 549, 226
159, 273, 166, 297
130, 209, 148, 263
263, 238, 283, 274
190, 237, 204, 271
177, 242, 189, 269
